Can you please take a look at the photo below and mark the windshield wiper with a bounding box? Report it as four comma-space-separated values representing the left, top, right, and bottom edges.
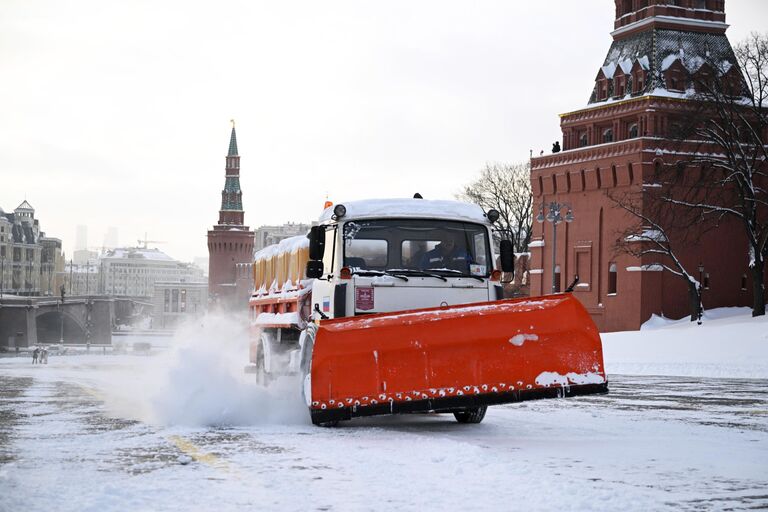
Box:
351, 269, 408, 282
385, 269, 447, 282
425, 268, 485, 282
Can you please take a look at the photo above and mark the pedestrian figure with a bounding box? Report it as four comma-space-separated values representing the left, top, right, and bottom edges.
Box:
32, 347, 39, 364
41, 348, 48, 364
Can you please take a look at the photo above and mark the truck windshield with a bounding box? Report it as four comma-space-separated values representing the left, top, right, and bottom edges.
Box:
342, 219, 492, 277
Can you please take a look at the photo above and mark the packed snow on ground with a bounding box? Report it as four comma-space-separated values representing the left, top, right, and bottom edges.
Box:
0, 309, 766, 511
602, 307, 768, 379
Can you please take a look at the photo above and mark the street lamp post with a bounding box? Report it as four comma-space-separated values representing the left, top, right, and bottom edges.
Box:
536, 202, 574, 294
58, 286, 65, 343
697, 262, 705, 324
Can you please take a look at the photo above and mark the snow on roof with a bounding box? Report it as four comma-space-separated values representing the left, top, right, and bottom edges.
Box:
589, 28, 739, 105
102, 247, 176, 261
253, 235, 309, 262
601, 62, 617, 79
660, 54, 679, 71
318, 198, 490, 224
618, 58, 634, 75
718, 60, 734, 74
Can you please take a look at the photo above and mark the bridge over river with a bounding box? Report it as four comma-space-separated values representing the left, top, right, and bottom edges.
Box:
0, 296, 114, 348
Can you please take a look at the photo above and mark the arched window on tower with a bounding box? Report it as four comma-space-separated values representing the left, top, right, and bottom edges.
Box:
629, 124, 639, 138
579, 132, 588, 147
608, 263, 618, 295
621, 0, 633, 16
603, 128, 614, 143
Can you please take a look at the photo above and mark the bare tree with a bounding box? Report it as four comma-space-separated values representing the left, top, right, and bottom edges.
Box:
659, 33, 768, 317
610, 190, 706, 322
458, 162, 533, 253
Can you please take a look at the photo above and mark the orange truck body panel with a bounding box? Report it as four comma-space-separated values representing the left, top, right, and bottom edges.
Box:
309, 293, 607, 421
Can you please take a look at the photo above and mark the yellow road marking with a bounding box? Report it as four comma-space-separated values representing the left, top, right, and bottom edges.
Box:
167, 435, 241, 478
72, 382, 242, 479
76, 383, 106, 401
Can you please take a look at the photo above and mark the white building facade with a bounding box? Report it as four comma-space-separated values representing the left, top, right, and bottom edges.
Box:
61, 247, 203, 298
253, 222, 312, 252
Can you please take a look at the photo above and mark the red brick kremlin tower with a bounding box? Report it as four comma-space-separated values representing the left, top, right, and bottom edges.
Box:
207, 122, 255, 308
529, 0, 760, 332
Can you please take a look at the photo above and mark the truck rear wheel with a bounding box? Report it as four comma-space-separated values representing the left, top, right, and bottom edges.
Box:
453, 406, 487, 424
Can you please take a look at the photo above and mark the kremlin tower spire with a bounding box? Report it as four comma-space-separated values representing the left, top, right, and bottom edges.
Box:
207, 121, 255, 308
219, 121, 244, 225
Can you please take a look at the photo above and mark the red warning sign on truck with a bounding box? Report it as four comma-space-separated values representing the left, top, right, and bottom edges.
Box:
355, 287, 374, 311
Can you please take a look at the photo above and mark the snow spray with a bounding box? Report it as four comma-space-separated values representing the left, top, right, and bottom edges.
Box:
101, 313, 308, 426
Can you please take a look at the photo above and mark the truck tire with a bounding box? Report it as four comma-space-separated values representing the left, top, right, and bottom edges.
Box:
256, 349, 270, 387
311, 417, 340, 428
453, 406, 487, 424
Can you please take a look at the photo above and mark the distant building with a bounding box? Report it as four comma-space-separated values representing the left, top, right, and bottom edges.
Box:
152, 281, 208, 329
193, 256, 209, 277
73, 248, 98, 265
60, 247, 203, 298
253, 222, 312, 252
40, 236, 64, 296
61, 260, 100, 296
0, 200, 63, 296
103, 226, 119, 249
207, 123, 255, 309
100, 247, 203, 298
75, 224, 88, 251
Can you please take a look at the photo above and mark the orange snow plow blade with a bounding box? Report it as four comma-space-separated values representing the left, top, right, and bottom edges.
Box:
308, 294, 607, 424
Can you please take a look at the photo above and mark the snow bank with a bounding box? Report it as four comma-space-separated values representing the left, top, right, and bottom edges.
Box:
602, 308, 768, 379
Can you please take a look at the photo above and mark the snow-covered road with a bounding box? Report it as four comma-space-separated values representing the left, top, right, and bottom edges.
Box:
1, 354, 766, 512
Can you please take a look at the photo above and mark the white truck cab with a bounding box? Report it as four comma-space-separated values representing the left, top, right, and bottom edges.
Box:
307, 198, 512, 319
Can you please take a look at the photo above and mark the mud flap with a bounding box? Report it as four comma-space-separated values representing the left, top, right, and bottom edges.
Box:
308, 294, 607, 422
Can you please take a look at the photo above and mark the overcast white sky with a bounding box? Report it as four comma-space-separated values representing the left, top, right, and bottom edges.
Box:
1, 0, 765, 262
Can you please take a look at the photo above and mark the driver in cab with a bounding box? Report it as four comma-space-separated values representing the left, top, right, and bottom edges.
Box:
419, 236, 470, 271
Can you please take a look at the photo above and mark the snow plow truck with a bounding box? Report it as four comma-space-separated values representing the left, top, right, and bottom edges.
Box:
247, 198, 607, 425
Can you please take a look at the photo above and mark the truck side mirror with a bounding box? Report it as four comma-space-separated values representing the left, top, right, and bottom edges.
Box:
499, 240, 515, 273
306, 260, 324, 279
308, 226, 326, 261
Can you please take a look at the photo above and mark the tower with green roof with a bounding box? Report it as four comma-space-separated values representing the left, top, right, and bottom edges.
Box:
207, 121, 255, 308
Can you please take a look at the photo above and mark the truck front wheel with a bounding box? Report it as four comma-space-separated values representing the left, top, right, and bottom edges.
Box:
256, 348, 270, 387
453, 406, 487, 424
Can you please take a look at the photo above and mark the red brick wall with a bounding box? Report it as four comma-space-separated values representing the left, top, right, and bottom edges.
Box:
207, 229, 254, 308
531, 133, 764, 331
